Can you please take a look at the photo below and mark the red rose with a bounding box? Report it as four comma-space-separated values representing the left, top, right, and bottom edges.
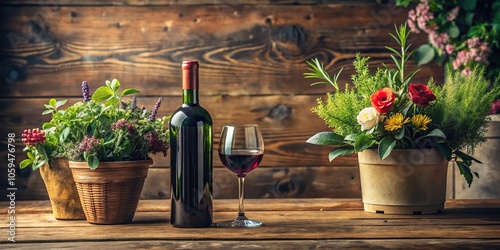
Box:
409, 84, 436, 106
371, 87, 395, 114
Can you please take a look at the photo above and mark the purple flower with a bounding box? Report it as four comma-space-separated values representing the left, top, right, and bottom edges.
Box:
111, 119, 127, 130
131, 96, 137, 111
491, 99, 500, 114
447, 7, 459, 21
82, 81, 91, 102
78, 135, 100, 153
149, 97, 162, 122
146, 132, 167, 157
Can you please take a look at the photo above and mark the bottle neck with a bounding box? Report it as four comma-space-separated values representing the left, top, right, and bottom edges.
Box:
182, 61, 199, 105
183, 89, 199, 105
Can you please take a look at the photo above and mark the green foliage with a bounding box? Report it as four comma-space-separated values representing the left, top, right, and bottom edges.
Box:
312, 90, 368, 136
428, 66, 500, 151
20, 79, 169, 170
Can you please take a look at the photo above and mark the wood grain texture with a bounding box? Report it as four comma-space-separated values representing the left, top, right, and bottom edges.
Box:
1, 0, 380, 6
0, 199, 499, 248
5, 240, 500, 250
0, 4, 442, 98
1, 164, 361, 200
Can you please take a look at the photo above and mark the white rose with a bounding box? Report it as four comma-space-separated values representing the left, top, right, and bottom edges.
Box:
357, 107, 380, 131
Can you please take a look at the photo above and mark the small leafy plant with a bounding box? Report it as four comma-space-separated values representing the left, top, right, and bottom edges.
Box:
20, 79, 169, 170
305, 24, 500, 186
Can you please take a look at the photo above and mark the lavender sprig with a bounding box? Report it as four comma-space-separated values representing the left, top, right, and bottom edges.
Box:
131, 96, 137, 111
82, 81, 91, 102
149, 97, 162, 121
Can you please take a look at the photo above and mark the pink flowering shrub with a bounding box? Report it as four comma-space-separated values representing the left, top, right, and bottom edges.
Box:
397, 0, 500, 113
398, 1, 499, 76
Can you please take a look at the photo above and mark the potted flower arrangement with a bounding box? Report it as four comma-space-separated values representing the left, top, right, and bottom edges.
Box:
20, 101, 85, 220
305, 24, 500, 214
22, 79, 169, 224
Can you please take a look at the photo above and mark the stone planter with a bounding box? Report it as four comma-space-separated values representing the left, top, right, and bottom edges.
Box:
39, 157, 85, 220
454, 114, 500, 198
358, 149, 448, 215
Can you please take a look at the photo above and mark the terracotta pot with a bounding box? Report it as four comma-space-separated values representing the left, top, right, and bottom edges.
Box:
358, 149, 448, 215
39, 158, 85, 220
69, 160, 152, 225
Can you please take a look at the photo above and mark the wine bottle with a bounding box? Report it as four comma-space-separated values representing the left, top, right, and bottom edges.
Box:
169, 60, 213, 228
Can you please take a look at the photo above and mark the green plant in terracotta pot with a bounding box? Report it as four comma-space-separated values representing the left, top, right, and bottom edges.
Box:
304, 24, 500, 214
54, 79, 170, 224
19, 100, 86, 220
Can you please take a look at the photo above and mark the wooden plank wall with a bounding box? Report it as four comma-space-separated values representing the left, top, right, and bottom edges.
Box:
0, 0, 443, 200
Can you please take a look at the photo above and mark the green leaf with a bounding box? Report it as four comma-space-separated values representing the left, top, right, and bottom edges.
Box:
458, 0, 477, 11
354, 134, 376, 152
32, 160, 47, 171
55, 99, 67, 109
456, 161, 474, 187
111, 79, 121, 92
27, 151, 35, 160
42, 122, 55, 129
19, 159, 33, 169
465, 12, 475, 26
87, 156, 99, 170
344, 134, 358, 142
306, 132, 345, 145
92, 86, 114, 103
49, 98, 57, 108
400, 101, 413, 116
435, 143, 453, 161
105, 97, 119, 107
414, 44, 435, 66
328, 146, 355, 162
105, 80, 112, 89
42, 109, 53, 115
44, 104, 53, 110
447, 25, 460, 39
395, 127, 405, 140
415, 128, 447, 144
454, 150, 482, 164
378, 137, 396, 160
121, 88, 140, 96
60, 127, 70, 142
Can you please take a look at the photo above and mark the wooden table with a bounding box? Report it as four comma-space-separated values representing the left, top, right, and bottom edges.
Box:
1, 199, 499, 249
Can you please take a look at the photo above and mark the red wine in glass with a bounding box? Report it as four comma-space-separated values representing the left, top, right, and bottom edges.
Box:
217, 124, 264, 228
219, 150, 263, 177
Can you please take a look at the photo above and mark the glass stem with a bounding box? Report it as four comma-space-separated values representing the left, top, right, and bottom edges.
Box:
237, 176, 246, 219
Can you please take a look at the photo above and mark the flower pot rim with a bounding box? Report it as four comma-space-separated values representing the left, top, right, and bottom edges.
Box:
358, 148, 446, 165
68, 159, 153, 169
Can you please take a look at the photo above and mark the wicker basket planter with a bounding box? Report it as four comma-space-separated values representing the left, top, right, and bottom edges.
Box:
358, 149, 448, 215
69, 159, 152, 224
39, 157, 85, 220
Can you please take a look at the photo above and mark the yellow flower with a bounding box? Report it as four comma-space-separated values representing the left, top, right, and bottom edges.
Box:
384, 113, 410, 131
411, 114, 432, 131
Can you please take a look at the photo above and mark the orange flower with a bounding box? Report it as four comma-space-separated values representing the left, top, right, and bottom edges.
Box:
371, 88, 395, 114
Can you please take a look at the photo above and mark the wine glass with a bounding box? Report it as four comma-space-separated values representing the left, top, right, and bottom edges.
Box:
217, 124, 264, 228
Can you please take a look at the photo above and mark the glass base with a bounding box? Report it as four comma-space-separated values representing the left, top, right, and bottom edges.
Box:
217, 215, 262, 228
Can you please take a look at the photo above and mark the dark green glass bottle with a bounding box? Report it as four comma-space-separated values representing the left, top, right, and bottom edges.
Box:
169, 60, 213, 227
